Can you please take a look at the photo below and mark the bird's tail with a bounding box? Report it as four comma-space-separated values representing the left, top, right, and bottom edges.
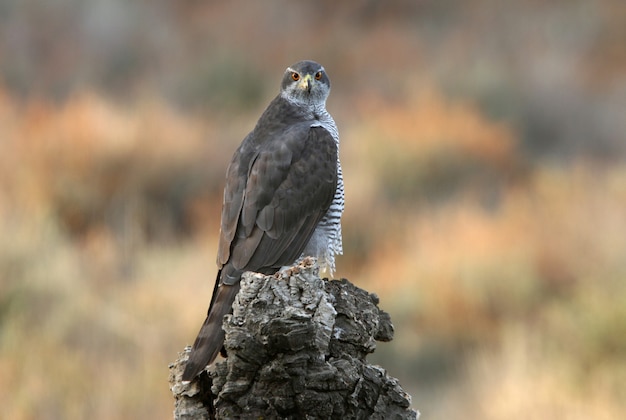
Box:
182, 274, 241, 382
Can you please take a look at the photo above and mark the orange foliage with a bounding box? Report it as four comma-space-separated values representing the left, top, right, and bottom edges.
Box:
1, 0, 625, 417
0, 86, 225, 241
1, 80, 625, 418
356, 89, 515, 168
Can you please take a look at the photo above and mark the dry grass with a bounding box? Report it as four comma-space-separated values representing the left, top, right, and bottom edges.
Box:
0, 82, 625, 419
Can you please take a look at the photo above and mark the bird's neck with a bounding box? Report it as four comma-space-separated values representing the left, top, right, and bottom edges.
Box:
279, 91, 327, 111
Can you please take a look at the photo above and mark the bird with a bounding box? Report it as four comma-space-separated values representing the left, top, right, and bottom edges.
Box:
182, 60, 344, 382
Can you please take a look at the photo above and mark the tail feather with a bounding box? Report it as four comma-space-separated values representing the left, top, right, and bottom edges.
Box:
182, 281, 241, 382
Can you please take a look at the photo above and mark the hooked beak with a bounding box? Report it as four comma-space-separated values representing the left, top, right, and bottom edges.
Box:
298, 74, 313, 93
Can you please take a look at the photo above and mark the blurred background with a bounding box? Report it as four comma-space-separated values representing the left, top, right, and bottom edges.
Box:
1, 0, 625, 418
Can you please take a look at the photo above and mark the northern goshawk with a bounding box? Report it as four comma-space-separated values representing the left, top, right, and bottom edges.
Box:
182, 60, 344, 381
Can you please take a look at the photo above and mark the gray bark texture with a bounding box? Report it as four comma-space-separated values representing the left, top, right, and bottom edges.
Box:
169, 258, 419, 419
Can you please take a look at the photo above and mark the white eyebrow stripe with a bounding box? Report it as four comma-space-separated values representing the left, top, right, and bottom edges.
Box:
285, 65, 325, 74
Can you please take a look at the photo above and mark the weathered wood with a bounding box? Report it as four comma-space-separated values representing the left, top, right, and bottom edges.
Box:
169, 258, 419, 419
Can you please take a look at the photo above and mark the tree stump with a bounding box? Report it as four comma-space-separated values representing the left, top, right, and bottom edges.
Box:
169, 258, 419, 419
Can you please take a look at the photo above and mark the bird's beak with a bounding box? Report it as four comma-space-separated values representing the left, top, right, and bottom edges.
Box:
298, 74, 313, 93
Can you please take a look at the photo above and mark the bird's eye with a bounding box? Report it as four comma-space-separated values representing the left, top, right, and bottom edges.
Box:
314, 71, 323, 80
291, 72, 300, 81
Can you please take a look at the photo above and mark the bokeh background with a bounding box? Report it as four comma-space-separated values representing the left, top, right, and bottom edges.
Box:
1, 0, 625, 418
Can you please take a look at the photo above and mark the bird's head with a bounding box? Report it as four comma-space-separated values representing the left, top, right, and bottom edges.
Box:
280, 60, 330, 107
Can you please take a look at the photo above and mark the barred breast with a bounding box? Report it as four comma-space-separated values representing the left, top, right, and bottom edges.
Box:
302, 107, 344, 275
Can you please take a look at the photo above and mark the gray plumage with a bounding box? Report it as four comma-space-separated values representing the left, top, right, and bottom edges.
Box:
182, 60, 344, 382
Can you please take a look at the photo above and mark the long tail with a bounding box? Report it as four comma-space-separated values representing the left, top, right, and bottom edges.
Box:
182, 274, 241, 382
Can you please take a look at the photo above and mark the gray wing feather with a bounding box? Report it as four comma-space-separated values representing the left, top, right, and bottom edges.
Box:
183, 125, 337, 381
219, 124, 337, 282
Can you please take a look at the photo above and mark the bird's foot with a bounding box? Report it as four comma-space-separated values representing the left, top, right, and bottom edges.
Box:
274, 257, 317, 279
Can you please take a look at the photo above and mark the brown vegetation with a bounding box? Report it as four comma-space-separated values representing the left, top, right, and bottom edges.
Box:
1, 1, 625, 419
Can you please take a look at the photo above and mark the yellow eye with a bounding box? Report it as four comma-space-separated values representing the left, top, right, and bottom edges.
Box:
291, 72, 300, 81
314, 71, 323, 80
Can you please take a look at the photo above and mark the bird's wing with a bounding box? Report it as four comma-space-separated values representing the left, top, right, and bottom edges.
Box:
218, 125, 338, 284
182, 124, 337, 382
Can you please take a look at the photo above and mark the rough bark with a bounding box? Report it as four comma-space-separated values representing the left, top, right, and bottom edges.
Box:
169, 258, 419, 419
